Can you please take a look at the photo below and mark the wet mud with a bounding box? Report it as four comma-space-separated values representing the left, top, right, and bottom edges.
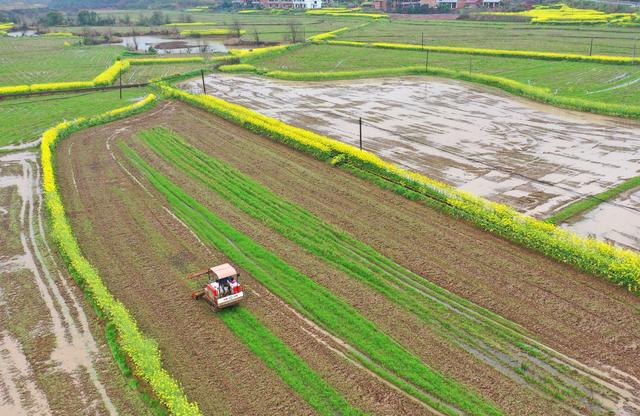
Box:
0, 151, 146, 415
181, 74, 640, 250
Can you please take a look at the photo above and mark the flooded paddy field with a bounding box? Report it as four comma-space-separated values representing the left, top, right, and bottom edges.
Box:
182, 74, 640, 250
0, 151, 149, 415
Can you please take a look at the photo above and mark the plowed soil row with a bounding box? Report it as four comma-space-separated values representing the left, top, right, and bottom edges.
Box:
56, 105, 432, 416
56, 101, 640, 415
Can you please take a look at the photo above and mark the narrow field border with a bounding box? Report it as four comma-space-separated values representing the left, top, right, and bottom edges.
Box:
157, 84, 640, 294
320, 39, 640, 65
40, 94, 202, 416
547, 176, 640, 224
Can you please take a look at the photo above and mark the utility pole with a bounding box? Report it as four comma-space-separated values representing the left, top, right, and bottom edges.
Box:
201, 69, 207, 94
119, 69, 122, 99
589, 37, 594, 56
359, 117, 362, 151
421, 31, 424, 51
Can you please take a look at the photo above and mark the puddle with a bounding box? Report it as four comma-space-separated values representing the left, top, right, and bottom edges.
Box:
180, 74, 640, 250
0, 151, 117, 415
6, 30, 38, 37
119, 35, 226, 54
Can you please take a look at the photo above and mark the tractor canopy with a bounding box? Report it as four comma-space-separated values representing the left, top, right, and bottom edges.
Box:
209, 263, 238, 281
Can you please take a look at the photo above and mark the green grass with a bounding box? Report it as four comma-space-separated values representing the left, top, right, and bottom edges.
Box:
338, 18, 640, 56
135, 127, 614, 411
0, 88, 151, 146
219, 307, 366, 416
0, 36, 123, 85
122, 136, 503, 416
251, 43, 640, 106
547, 176, 640, 224
122, 63, 206, 83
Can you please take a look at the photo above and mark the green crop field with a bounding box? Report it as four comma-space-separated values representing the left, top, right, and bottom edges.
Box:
338, 19, 640, 56
0, 36, 124, 85
251, 43, 640, 105
0, 88, 150, 146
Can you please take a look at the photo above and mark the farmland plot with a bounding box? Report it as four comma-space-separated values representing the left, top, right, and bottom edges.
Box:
0, 151, 149, 415
56, 101, 640, 415
181, 73, 640, 250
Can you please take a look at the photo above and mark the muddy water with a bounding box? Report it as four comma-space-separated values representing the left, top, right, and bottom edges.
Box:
566, 187, 640, 250
0, 151, 117, 415
181, 74, 640, 250
119, 35, 226, 54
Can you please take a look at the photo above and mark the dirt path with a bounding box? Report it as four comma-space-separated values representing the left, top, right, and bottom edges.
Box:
57, 107, 433, 416
0, 151, 149, 415
180, 74, 640, 250
56, 101, 640, 415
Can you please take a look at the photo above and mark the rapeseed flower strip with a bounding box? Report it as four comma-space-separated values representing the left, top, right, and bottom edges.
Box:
157, 83, 640, 294
127, 57, 205, 65
93, 60, 129, 86
0, 84, 30, 95
307, 27, 351, 42
218, 64, 257, 73
43, 32, 75, 36
30, 81, 94, 92
41, 94, 202, 416
323, 40, 640, 65
181, 28, 246, 36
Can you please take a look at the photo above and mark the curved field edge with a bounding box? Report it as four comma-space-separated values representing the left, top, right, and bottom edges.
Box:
122, 140, 503, 416
40, 94, 202, 416
156, 84, 640, 294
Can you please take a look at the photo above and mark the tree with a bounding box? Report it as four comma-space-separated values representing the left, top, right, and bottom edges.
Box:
77, 10, 98, 26
42, 12, 65, 27
231, 20, 242, 38
253, 28, 260, 45
288, 21, 301, 43
149, 11, 165, 26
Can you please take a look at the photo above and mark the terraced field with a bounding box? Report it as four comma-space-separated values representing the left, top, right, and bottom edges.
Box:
55, 100, 640, 416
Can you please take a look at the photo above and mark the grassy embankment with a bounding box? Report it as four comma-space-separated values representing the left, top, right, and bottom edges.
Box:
547, 176, 640, 224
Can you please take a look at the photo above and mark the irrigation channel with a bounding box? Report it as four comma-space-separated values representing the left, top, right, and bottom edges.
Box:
0, 148, 149, 415
181, 74, 640, 251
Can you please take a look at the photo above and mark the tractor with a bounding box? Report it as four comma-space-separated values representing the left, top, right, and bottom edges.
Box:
188, 263, 244, 309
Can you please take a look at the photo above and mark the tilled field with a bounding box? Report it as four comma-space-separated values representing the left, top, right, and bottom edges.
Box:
56, 101, 640, 415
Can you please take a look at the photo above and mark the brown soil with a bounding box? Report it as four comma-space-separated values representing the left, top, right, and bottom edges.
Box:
56, 104, 433, 416
54, 100, 640, 414
149, 102, 640, 382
